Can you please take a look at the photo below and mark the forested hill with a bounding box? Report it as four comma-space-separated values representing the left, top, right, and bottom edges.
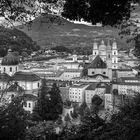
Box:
0, 27, 40, 57
18, 14, 132, 51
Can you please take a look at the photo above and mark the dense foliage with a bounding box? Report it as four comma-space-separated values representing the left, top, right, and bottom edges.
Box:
62, 0, 137, 26
33, 79, 63, 121
0, 27, 40, 57
0, 96, 29, 140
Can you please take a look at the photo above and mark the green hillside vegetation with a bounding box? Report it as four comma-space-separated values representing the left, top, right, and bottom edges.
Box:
0, 27, 40, 57
18, 14, 132, 51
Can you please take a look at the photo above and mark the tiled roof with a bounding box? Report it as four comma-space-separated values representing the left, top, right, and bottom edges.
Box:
12, 71, 40, 82
7, 82, 24, 93
88, 55, 107, 69
23, 94, 38, 101
85, 83, 98, 90
0, 73, 11, 82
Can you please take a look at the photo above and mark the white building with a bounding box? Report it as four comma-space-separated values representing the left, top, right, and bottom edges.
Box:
91, 39, 118, 69
69, 84, 89, 104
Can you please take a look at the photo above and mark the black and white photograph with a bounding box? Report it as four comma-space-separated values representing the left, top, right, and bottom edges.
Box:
0, 0, 140, 140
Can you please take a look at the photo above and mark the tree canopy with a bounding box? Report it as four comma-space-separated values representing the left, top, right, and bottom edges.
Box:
62, 0, 138, 26
33, 80, 63, 121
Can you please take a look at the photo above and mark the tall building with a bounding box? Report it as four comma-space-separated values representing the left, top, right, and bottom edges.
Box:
92, 39, 118, 69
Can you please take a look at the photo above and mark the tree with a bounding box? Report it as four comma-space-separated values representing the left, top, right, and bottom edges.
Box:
32, 79, 49, 121
63, 0, 137, 26
79, 101, 88, 116
0, 96, 29, 140
33, 81, 63, 121
91, 95, 103, 115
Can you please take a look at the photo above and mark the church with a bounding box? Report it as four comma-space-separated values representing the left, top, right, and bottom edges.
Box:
82, 39, 118, 82
0, 49, 41, 112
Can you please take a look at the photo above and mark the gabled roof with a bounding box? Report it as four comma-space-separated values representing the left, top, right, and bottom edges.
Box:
12, 71, 40, 82
88, 55, 107, 69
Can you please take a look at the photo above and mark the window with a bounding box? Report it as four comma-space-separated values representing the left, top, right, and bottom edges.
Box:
24, 102, 27, 107
4, 67, 5, 73
16, 67, 17, 72
103, 72, 106, 75
108, 54, 110, 58
38, 83, 40, 88
28, 103, 31, 108
95, 52, 96, 55
10, 67, 12, 72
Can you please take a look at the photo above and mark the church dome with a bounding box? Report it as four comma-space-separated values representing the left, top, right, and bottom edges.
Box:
1, 49, 19, 66
99, 40, 106, 50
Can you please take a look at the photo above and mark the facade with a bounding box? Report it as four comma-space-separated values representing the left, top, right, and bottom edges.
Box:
85, 83, 111, 106
117, 77, 140, 95
91, 39, 118, 69
59, 69, 82, 80
69, 84, 89, 104
23, 94, 37, 113
87, 55, 112, 81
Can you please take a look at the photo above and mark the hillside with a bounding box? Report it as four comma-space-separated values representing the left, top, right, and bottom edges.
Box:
18, 14, 132, 51
0, 27, 40, 57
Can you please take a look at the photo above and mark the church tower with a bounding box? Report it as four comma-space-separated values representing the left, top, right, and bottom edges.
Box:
92, 40, 99, 60
99, 40, 106, 61
106, 39, 112, 68
112, 39, 118, 69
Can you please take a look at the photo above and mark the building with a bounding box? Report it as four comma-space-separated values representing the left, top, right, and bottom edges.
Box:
85, 82, 112, 106
69, 83, 89, 104
117, 76, 140, 95
1, 49, 19, 76
0, 49, 41, 94
59, 69, 82, 80
23, 94, 38, 113
91, 39, 118, 69
86, 55, 112, 81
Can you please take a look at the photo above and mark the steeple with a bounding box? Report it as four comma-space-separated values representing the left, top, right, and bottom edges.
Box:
112, 39, 117, 50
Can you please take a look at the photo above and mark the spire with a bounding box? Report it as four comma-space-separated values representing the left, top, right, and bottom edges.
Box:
101, 40, 105, 45
112, 39, 117, 49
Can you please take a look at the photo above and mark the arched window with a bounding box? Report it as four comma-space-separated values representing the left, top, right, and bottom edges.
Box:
4, 67, 6, 73
10, 67, 12, 72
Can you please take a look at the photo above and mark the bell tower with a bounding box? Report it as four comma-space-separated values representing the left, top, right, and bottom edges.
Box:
112, 39, 118, 69
92, 40, 99, 60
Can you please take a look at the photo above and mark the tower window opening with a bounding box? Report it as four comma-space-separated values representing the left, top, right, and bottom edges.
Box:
10, 67, 12, 72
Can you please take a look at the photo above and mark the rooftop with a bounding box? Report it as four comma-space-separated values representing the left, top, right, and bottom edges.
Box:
88, 55, 107, 69
12, 71, 41, 82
